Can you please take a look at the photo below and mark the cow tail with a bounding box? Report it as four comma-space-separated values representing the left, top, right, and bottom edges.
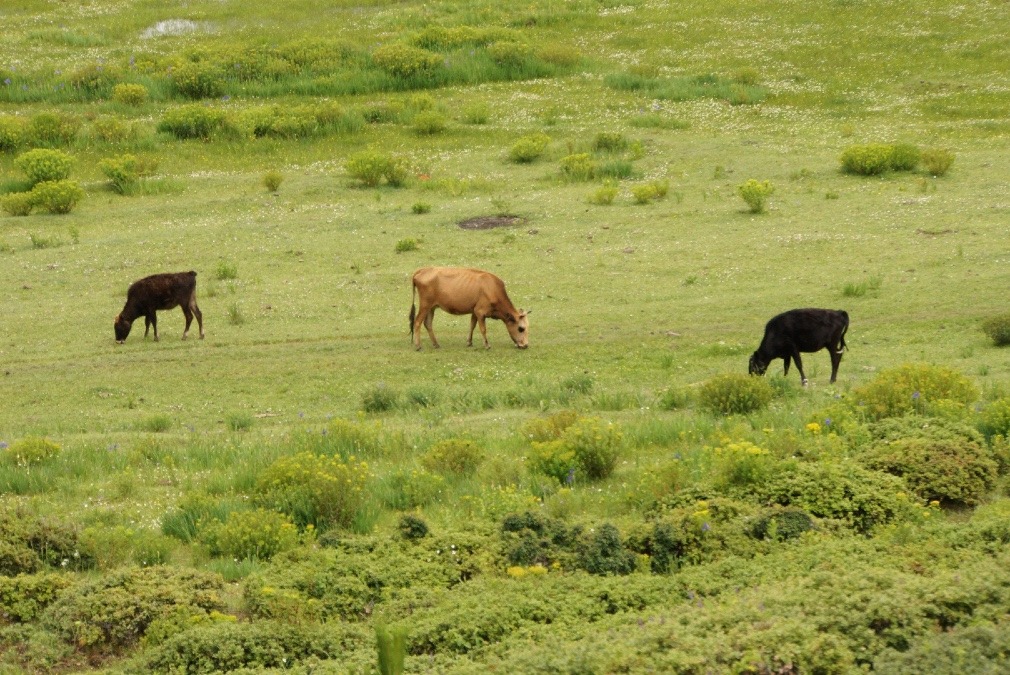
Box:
409, 282, 417, 339
838, 310, 849, 353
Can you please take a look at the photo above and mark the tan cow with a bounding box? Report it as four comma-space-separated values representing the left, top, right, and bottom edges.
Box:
409, 267, 529, 350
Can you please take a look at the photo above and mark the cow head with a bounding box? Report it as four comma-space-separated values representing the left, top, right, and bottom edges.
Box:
114, 313, 133, 344
505, 310, 530, 349
748, 352, 767, 376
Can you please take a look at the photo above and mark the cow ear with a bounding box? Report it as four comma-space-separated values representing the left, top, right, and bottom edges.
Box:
505, 314, 517, 324
523, 309, 532, 316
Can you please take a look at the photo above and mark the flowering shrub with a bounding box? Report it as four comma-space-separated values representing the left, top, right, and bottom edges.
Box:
112, 83, 148, 106
14, 149, 74, 186
27, 112, 81, 146
254, 452, 371, 530
171, 60, 225, 99
67, 63, 120, 93
198, 508, 301, 561
1, 192, 33, 217
508, 133, 550, 163
522, 411, 579, 442
711, 440, 776, 491
99, 154, 157, 194
559, 153, 596, 181
852, 363, 978, 420
737, 178, 774, 213
262, 170, 283, 192
840, 143, 895, 175
589, 182, 619, 205
529, 416, 622, 482
4, 437, 60, 466
487, 40, 532, 66
0, 115, 25, 152
631, 180, 669, 204
921, 148, 955, 176
979, 398, 1010, 441
699, 373, 773, 415
422, 438, 485, 476
372, 44, 442, 78
29, 180, 84, 214
346, 150, 409, 188
412, 110, 446, 135
889, 143, 921, 171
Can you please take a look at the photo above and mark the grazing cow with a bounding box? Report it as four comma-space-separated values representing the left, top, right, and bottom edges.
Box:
114, 271, 204, 344
748, 308, 849, 385
409, 267, 529, 350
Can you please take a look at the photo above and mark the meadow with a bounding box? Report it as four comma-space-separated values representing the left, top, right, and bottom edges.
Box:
1, 0, 1010, 672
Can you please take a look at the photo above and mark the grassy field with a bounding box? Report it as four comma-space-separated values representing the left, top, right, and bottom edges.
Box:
2, 0, 1010, 672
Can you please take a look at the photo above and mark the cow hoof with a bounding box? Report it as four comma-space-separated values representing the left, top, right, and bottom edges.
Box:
199, 334, 205, 340
801, 379, 809, 386
181, 335, 188, 340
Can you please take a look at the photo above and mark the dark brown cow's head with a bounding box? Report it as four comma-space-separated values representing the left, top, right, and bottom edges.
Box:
505, 310, 530, 349
114, 313, 133, 343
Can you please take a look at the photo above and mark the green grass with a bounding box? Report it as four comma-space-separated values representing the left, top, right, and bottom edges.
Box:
2, 0, 1010, 672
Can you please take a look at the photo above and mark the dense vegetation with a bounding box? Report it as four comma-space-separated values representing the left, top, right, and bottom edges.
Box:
2, 0, 1010, 672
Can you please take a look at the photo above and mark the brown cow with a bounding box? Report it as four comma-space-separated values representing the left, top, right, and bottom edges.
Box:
114, 271, 204, 344
409, 267, 529, 350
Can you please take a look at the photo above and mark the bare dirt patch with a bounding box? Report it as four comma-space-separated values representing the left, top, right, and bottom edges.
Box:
457, 215, 527, 230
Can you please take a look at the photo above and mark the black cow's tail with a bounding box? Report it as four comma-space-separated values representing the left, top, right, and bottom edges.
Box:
837, 310, 849, 353
409, 282, 417, 339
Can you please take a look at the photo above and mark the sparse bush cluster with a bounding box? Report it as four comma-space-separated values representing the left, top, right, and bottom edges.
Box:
528, 416, 622, 483
345, 150, 409, 188
840, 143, 954, 176
737, 178, 774, 213
699, 373, 774, 415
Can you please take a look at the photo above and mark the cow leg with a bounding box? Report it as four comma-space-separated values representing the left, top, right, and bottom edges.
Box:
467, 315, 478, 347
143, 317, 151, 339
182, 306, 193, 340
477, 316, 490, 349
192, 299, 204, 339
148, 312, 159, 342
783, 354, 791, 376
829, 344, 843, 383
792, 351, 807, 385
423, 308, 440, 349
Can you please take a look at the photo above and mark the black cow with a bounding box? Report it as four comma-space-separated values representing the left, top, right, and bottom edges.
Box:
114, 271, 204, 343
748, 308, 849, 385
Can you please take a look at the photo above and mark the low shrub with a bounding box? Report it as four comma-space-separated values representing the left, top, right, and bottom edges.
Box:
99, 154, 157, 194
0, 116, 26, 152
631, 180, 668, 204
981, 313, 1010, 346
522, 410, 579, 442
921, 148, 955, 176
589, 182, 619, 205
860, 438, 997, 506
529, 416, 622, 482
157, 104, 226, 140
67, 62, 121, 94
487, 40, 533, 66
711, 440, 777, 492
346, 150, 408, 188
421, 438, 485, 476
737, 178, 774, 213
42, 566, 224, 651
750, 507, 814, 541
254, 451, 371, 530
979, 398, 1010, 441
399, 514, 430, 540
262, 170, 283, 192
29, 180, 84, 214
509, 133, 550, 163
198, 508, 302, 561
0, 573, 72, 623
412, 110, 446, 135
112, 83, 148, 106
874, 623, 1010, 675
14, 149, 74, 186
462, 102, 489, 124
559, 153, 596, 181
840, 143, 895, 175
171, 60, 226, 99
592, 132, 628, 153
395, 238, 418, 253
411, 201, 431, 214
27, 112, 81, 147
889, 143, 921, 171
372, 43, 442, 79
578, 523, 635, 576
362, 382, 398, 412
1, 192, 33, 217
4, 437, 60, 466
852, 363, 979, 420
699, 373, 774, 415
91, 115, 133, 143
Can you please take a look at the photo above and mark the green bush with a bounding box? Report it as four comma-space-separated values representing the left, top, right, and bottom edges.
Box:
380, 469, 445, 510
262, 170, 283, 192
42, 566, 224, 651
112, 83, 148, 106
860, 438, 997, 506
421, 438, 485, 476
254, 451, 371, 530
372, 44, 442, 78
737, 178, 775, 213
711, 440, 777, 492
530, 416, 622, 482
750, 507, 814, 541
509, 133, 550, 163
411, 201, 431, 214
578, 523, 635, 576
29, 180, 84, 214
4, 437, 60, 466
874, 623, 1010, 675
99, 154, 157, 194
67, 63, 121, 94
631, 180, 668, 204
559, 153, 596, 181
0, 115, 26, 152
346, 150, 408, 188
161, 493, 242, 543
171, 60, 226, 99
699, 373, 773, 415
399, 514, 430, 540
840, 143, 895, 175
1, 192, 33, 217
522, 410, 579, 442
14, 149, 74, 186
0, 573, 72, 623
362, 382, 398, 412
91, 115, 132, 143
142, 620, 357, 672
157, 104, 226, 139
198, 508, 302, 561
487, 40, 533, 66
921, 148, 955, 176
852, 363, 979, 420
462, 102, 490, 124
589, 182, 619, 205
889, 143, 921, 171
412, 110, 446, 135
593, 132, 628, 153
26, 112, 81, 147
979, 398, 1010, 440
756, 460, 908, 534
981, 313, 1010, 346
